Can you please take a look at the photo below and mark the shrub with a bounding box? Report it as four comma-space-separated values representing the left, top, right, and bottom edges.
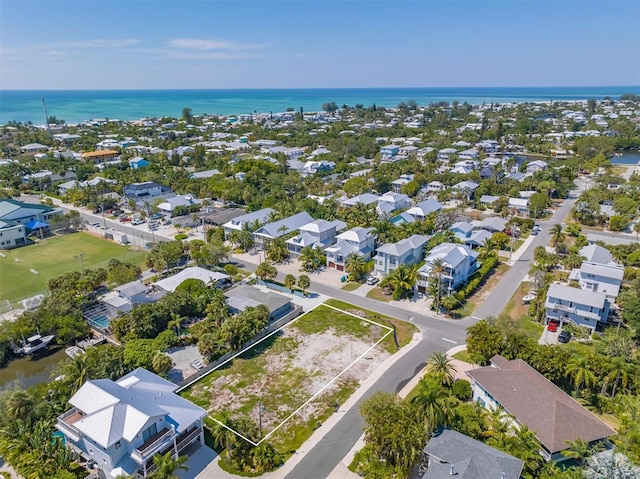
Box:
175, 233, 188, 240
451, 379, 472, 401
224, 264, 239, 276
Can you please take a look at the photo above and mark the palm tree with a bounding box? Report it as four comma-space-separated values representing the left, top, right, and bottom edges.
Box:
63, 353, 92, 395
563, 252, 585, 270
255, 262, 277, 281
297, 275, 311, 295
428, 257, 446, 311
147, 451, 189, 479
565, 354, 596, 395
4, 390, 33, 420
266, 237, 288, 263
211, 412, 238, 464
550, 223, 565, 246
583, 450, 640, 479
478, 238, 497, 260
386, 264, 419, 300
601, 356, 633, 397
251, 442, 282, 473
345, 253, 367, 282
426, 351, 457, 386
299, 246, 318, 272
168, 312, 184, 336
372, 220, 392, 244
483, 406, 514, 448
284, 274, 296, 292
563, 438, 601, 466
410, 376, 448, 432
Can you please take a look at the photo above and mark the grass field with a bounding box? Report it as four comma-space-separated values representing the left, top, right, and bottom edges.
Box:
0, 232, 146, 305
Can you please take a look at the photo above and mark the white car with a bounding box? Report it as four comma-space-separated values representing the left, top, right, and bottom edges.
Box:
131, 219, 146, 226
366, 276, 379, 285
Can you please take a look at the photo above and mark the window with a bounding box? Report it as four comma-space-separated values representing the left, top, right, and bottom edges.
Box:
142, 423, 158, 442
114, 441, 121, 449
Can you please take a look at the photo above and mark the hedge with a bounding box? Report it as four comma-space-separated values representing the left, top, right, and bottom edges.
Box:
455, 254, 499, 303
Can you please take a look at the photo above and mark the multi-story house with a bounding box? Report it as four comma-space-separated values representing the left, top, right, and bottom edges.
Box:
123, 181, 167, 200
545, 282, 610, 332
376, 192, 413, 217
405, 199, 442, 221
417, 243, 478, 292
0, 220, 27, 249
373, 234, 430, 277
286, 219, 347, 256
222, 207, 275, 239
325, 227, 376, 271
56, 368, 206, 478
569, 262, 624, 300
437, 147, 458, 162
253, 211, 314, 249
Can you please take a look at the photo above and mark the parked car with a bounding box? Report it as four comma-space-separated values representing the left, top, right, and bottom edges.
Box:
547, 320, 560, 332
531, 225, 541, 235
131, 219, 146, 226
558, 330, 572, 343
119, 216, 131, 223
366, 276, 379, 285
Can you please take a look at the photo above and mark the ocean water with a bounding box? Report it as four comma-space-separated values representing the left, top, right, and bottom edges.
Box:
611, 151, 640, 165
0, 86, 638, 125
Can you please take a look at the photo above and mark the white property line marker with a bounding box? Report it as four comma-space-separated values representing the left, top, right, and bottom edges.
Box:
442, 337, 457, 344
204, 302, 393, 446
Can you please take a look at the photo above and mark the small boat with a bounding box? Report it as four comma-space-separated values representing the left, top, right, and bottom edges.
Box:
522, 293, 537, 304
65, 346, 85, 359
14, 334, 55, 356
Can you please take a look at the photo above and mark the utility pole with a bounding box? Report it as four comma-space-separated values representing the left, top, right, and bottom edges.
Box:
74, 253, 85, 274
258, 401, 264, 440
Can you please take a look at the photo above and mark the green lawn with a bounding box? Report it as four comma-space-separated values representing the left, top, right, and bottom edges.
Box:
0, 232, 146, 305
341, 282, 361, 291
365, 287, 391, 303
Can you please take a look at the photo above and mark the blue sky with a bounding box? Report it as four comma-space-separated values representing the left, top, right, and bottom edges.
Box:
1, 0, 639, 89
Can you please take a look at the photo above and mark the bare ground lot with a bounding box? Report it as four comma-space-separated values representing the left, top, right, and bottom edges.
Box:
182, 303, 396, 452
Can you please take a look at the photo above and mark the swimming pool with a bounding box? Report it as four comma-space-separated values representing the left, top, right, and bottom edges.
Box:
90, 315, 111, 328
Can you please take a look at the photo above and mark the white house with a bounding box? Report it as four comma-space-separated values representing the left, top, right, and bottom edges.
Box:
545, 282, 611, 332
569, 262, 624, 300
286, 219, 347, 256
406, 199, 442, 220
0, 220, 27, 249
253, 211, 314, 248
417, 243, 478, 293
376, 192, 413, 217
437, 148, 458, 162
339, 193, 380, 207
373, 234, 430, 277
325, 227, 376, 271
56, 368, 207, 478
222, 207, 275, 239
525, 160, 548, 175
157, 194, 201, 214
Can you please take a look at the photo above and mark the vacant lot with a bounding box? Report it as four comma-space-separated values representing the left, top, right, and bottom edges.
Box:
0, 232, 145, 305
182, 302, 412, 454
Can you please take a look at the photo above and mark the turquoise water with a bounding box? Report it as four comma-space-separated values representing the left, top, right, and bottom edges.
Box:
1, 86, 638, 124
89, 315, 110, 328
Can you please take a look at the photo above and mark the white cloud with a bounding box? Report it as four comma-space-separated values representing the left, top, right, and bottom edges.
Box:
167, 38, 267, 52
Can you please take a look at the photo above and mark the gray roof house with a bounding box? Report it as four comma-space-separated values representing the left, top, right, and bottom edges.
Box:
153, 267, 230, 293
418, 243, 479, 292
339, 193, 381, 207
406, 199, 442, 220
373, 234, 430, 277
189, 169, 221, 179
222, 207, 275, 238
476, 216, 508, 233
286, 219, 347, 256
325, 227, 376, 271
224, 284, 292, 320
376, 192, 413, 217
467, 355, 616, 461
568, 262, 624, 300
579, 244, 614, 265
545, 282, 611, 332
422, 429, 524, 479
56, 368, 207, 478
253, 211, 314, 247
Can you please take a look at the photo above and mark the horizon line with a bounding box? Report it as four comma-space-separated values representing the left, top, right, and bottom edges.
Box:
2, 84, 639, 93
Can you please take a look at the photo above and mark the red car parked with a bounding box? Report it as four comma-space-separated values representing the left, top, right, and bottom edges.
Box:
547, 320, 560, 332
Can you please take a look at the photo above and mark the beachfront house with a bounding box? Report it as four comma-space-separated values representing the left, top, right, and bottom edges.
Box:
325, 227, 376, 271
417, 243, 478, 293
544, 282, 611, 332
466, 355, 615, 462
56, 368, 207, 479
373, 234, 430, 277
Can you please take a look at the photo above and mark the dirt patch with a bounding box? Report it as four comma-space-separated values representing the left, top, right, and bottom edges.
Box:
201, 323, 390, 433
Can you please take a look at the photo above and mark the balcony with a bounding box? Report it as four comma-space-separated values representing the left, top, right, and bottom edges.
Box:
546, 301, 575, 314
131, 428, 174, 464
56, 407, 83, 442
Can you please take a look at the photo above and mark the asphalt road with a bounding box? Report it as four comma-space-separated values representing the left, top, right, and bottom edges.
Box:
473, 190, 578, 319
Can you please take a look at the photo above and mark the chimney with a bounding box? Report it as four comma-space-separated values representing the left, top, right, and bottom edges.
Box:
501, 473, 505, 479
450, 465, 456, 475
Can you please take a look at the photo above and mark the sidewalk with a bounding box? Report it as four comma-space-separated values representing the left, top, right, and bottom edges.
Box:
192, 331, 424, 479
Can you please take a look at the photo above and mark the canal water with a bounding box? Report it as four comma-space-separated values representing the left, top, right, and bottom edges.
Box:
0, 346, 68, 392
611, 151, 640, 165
